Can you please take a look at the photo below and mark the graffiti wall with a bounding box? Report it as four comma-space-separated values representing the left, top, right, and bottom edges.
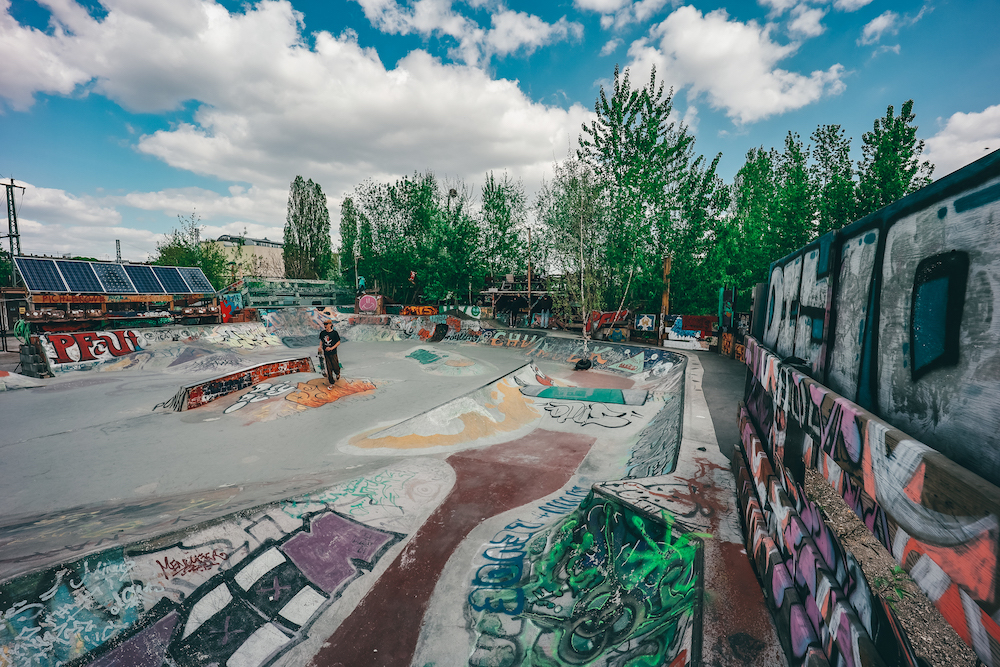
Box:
40, 324, 284, 373
165, 357, 315, 411
759, 150, 1000, 487
741, 334, 1000, 665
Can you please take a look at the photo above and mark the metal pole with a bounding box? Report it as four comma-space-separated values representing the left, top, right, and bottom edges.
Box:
527, 227, 531, 327
2, 179, 25, 288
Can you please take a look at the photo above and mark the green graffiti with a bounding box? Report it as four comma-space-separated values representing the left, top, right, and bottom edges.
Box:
468, 493, 704, 667
408, 349, 442, 364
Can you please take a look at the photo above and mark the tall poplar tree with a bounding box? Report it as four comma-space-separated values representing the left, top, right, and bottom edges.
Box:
479, 171, 527, 277
810, 124, 856, 235
578, 65, 695, 311
283, 175, 334, 280
774, 131, 815, 253
856, 99, 934, 218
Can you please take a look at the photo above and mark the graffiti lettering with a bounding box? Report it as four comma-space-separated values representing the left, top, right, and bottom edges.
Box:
156, 549, 229, 580
401, 305, 438, 316
46, 330, 142, 364
540, 401, 639, 428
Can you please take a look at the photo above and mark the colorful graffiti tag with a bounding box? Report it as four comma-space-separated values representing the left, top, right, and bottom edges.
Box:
0, 460, 459, 667
739, 150, 1000, 665
44, 330, 142, 364
170, 358, 314, 411
401, 305, 438, 316
741, 334, 1000, 665
465, 489, 704, 667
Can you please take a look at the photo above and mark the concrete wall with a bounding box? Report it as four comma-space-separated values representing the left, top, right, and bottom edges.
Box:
761, 150, 1000, 487
742, 149, 1000, 667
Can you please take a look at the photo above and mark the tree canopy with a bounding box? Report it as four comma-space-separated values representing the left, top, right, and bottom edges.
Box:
151, 211, 229, 290
334, 73, 937, 318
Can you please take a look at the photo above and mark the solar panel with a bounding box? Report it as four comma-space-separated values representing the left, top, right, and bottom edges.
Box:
152, 266, 190, 293
15, 257, 67, 292
92, 263, 137, 293
124, 264, 165, 293
177, 267, 215, 293
55, 260, 104, 293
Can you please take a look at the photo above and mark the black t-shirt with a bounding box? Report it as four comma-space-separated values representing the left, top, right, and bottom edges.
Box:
319, 329, 341, 353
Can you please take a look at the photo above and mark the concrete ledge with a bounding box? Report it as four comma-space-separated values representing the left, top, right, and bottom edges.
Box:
167, 357, 315, 411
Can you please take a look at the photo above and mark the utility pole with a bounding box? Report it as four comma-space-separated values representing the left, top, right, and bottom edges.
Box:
527, 227, 531, 326
2, 178, 25, 287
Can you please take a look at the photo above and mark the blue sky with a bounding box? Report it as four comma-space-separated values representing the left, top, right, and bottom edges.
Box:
1, 0, 998, 261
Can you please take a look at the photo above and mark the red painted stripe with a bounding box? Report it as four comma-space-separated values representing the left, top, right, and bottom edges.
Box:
309, 429, 595, 666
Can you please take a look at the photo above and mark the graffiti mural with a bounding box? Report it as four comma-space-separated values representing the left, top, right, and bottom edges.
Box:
349, 367, 544, 451
741, 336, 1000, 665
44, 330, 142, 364
0, 459, 461, 667
401, 305, 438, 316
740, 150, 1000, 665
585, 308, 629, 333
465, 490, 704, 667
635, 313, 657, 331
625, 395, 684, 478
170, 357, 313, 411
41, 324, 286, 373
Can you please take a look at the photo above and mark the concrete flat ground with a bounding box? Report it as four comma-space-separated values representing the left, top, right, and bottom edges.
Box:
0, 324, 783, 667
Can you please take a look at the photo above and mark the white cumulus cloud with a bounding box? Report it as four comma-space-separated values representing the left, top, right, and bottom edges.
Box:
925, 105, 1000, 178
574, 0, 672, 30
626, 6, 845, 124
858, 10, 898, 45
0, 0, 593, 257
833, 0, 873, 11
354, 0, 581, 64
788, 5, 826, 38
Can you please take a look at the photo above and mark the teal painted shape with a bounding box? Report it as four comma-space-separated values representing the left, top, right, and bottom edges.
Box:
407, 349, 441, 364
535, 386, 625, 404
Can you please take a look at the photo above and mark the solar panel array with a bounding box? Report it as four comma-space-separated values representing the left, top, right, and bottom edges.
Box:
124, 264, 165, 294
92, 263, 137, 293
14, 257, 216, 295
150, 266, 188, 294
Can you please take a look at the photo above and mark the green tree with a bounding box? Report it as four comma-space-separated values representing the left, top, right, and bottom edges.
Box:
726, 146, 780, 304
578, 65, 695, 312
152, 211, 229, 290
340, 171, 484, 302
670, 153, 730, 315
856, 99, 934, 218
339, 196, 359, 287
810, 124, 857, 235
479, 171, 527, 277
534, 158, 607, 324
284, 176, 334, 280
420, 186, 485, 303
0, 249, 12, 288
774, 131, 816, 253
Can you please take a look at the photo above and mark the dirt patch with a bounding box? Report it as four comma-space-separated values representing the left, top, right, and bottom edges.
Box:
804, 468, 979, 667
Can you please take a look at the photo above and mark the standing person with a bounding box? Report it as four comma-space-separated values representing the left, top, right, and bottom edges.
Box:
318, 320, 341, 384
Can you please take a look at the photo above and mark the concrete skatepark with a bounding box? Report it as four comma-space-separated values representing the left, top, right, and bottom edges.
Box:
0, 310, 783, 666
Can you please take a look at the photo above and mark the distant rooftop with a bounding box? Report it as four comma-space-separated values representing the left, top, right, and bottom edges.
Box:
216, 234, 283, 249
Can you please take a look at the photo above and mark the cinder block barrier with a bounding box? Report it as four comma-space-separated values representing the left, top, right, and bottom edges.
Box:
166, 357, 314, 411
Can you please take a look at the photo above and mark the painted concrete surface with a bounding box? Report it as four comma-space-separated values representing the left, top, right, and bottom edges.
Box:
0, 316, 782, 667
